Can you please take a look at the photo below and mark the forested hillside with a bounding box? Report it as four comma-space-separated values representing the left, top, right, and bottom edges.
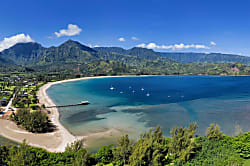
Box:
159, 52, 250, 65
0, 40, 249, 75
94, 46, 250, 65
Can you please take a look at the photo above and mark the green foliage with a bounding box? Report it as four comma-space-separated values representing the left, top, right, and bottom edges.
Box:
29, 104, 39, 110
169, 123, 198, 164
206, 123, 223, 140
244, 159, 250, 166
11, 109, 49, 133
65, 139, 84, 153
129, 125, 167, 166
0, 123, 248, 166
187, 137, 244, 166
70, 148, 95, 166
232, 132, 250, 159
0, 144, 9, 165
7, 140, 41, 166
114, 135, 132, 165
95, 144, 114, 165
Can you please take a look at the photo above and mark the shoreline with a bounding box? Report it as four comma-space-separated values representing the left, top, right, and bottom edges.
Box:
37, 75, 129, 151
37, 75, 154, 151
0, 75, 150, 152
0, 75, 142, 152
1, 74, 250, 152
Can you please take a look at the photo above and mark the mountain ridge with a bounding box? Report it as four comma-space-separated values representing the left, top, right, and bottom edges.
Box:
0, 40, 249, 75
1, 40, 250, 66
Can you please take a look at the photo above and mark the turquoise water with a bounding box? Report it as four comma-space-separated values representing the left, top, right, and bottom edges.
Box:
47, 76, 250, 148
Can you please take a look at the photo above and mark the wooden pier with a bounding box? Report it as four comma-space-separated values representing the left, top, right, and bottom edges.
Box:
45, 101, 90, 108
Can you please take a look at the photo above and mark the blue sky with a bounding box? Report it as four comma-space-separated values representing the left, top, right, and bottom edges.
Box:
0, 0, 250, 56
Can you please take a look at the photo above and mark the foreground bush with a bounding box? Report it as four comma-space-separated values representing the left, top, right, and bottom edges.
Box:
0, 124, 249, 166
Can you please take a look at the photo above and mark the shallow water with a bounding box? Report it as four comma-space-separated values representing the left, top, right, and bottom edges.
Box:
47, 76, 250, 150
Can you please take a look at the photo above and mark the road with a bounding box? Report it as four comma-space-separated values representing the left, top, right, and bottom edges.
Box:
0, 93, 15, 117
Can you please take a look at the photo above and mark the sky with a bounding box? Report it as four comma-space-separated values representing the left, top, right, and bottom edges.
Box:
0, 0, 250, 56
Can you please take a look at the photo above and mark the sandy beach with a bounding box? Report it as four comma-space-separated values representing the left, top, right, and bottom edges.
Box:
0, 74, 249, 152
0, 75, 137, 152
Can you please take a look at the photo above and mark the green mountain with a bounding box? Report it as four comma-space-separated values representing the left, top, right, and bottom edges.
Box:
159, 52, 250, 65
37, 40, 98, 65
0, 40, 99, 66
95, 47, 250, 65
0, 40, 249, 75
0, 54, 13, 65
0, 40, 132, 75
0, 42, 44, 65
95, 47, 172, 62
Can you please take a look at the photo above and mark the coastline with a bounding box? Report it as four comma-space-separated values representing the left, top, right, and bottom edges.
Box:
36, 75, 126, 151
1, 74, 249, 152
37, 75, 152, 151
0, 75, 141, 152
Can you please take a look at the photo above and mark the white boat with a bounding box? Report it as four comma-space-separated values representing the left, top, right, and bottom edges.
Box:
146, 93, 150, 96
141, 88, 144, 91
120, 91, 123, 94
110, 86, 115, 90
80, 101, 90, 105
132, 90, 135, 93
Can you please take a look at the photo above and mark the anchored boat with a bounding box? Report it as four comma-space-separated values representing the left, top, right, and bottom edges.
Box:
80, 101, 90, 105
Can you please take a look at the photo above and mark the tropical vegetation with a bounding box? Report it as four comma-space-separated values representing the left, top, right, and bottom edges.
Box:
0, 40, 249, 76
10, 109, 50, 133
0, 123, 249, 166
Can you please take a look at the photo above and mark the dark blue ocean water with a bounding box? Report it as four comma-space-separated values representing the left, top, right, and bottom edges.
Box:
47, 76, 250, 149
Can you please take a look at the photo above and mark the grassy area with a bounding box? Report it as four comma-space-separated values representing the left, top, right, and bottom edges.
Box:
244, 159, 250, 166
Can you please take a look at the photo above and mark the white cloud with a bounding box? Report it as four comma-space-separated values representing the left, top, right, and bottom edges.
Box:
136, 42, 210, 50
88, 44, 99, 48
210, 41, 216, 46
88, 44, 93, 48
118, 37, 125, 42
0, 34, 34, 52
55, 24, 82, 37
131, 36, 139, 41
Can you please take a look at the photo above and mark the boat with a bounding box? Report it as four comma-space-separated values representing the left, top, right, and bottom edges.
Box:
141, 88, 144, 91
120, 91, 123, 94
132, 90, 135, 93
110, 86, 115, 90
80, 101, 90, 105
146, 93, 150, 96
